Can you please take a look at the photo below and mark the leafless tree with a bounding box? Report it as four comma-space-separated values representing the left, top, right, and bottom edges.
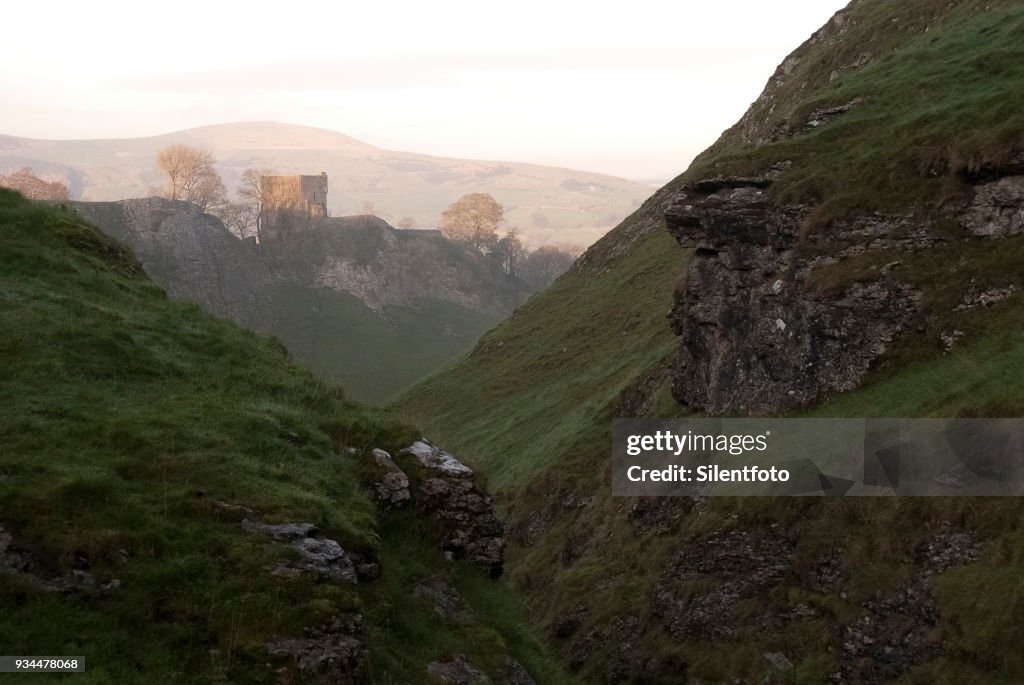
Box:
214, 202, 259, 240
238, 167, 275, 239
155, 144, 226, 212
397, 216, 416, 229
0, 167, 70, 201
440, 192, 504, 251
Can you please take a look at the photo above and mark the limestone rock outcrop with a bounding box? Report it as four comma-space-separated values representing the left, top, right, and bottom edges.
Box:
368, 448, 411, 506
666, 160, 1024, 414
241, 519, 358, 584
665, 177, 920, 414
267, 615, 366, 684
400, 440, 506, 576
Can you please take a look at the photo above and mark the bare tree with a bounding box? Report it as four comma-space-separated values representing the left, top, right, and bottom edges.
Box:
440, 192, 504, 251
214, 202, 259, 240
397, 216, 416, 229
0, 167, 70, 201
155, 144, 226, 212
188, 169, 228, 213
156, 144, 208, 200
238, 167, 275, 239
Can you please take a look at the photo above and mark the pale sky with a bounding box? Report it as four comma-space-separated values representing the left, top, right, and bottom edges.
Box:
1, 0, 848, 179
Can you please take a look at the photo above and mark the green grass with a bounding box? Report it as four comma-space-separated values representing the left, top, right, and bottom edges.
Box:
393, 1, 1024, 680
262, 282, 504, 405
694, 0, 1024, 225
0, 188, 570, 683
396, 226, 687, 493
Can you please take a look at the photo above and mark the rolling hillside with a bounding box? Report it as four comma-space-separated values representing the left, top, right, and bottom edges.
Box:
0, 121, 654, 249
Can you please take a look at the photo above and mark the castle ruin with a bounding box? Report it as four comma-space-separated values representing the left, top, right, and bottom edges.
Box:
260, 172, 329, 239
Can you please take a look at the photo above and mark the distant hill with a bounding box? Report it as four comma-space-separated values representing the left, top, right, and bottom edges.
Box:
72, 198, 527, 403
0, 121, 654, 248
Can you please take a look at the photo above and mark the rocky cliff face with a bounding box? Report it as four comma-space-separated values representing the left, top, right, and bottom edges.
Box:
665, 160, 1024, 414
283, 216, 525, 316
70, 198, 526, 402
72, 198, 276, 327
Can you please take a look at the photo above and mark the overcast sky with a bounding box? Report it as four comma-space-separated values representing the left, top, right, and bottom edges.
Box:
1, 0, 848, 179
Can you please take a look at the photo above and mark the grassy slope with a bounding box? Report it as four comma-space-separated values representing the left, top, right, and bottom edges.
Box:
70, 201, 510, 405
395, 1, 1024, 681
0, 189, 570, 684
396, 227, 686, 493
264, 281, 503, 405
695, 0, 1024, 220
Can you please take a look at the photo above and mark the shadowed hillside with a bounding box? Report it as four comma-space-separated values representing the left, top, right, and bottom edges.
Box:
72, 198, 525, 403
0, 188, 572, 683
396, 2, 1024, 681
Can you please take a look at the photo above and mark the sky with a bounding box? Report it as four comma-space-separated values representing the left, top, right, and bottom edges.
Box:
1, 0, 848, 180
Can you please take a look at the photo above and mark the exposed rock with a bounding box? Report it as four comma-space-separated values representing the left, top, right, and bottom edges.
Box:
763, 652, 793, 671
413, 579, 474, 623
242, 519, 357, 584
801, 98, 863, 132
402, 440, 505, 576
353, 558, 381, 582
812, 548, 845, 591
962, 176, 1024, 237
209, 499, 256, 517
954, 284, 1017, 311
0, 524, 101, 593
941, 329, 965, 352
241, 520, 316, 541
292, 538, 358, 583
570, 614, 662, 681
627, 497, 694, 537
567, 626, 606, 671
426, 655, 491, 684
652, 528, 794, 640
552, 604, 589, 639
368, 448, 411, 506
834, 533, 980, 683
666, 178, 921, 413
503, 657, 537, 685
267, 615, 366, 684
404, 440, 475, 477
0, 524, 27, 573
917, 532, 980, 574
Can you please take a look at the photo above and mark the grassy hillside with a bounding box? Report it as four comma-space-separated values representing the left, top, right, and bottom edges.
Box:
0, 188, 570, 683
693, 0, 1024, 223
71, 199, 514, 405
395, 1, 1024, 681
395, 226, 686, 493
252, 282, 505, 405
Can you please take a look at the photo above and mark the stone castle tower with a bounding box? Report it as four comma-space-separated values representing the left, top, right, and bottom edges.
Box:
260, 172, 328, 238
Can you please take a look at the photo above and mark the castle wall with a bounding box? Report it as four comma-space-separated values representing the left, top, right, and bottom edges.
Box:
260, 173, 329, 238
